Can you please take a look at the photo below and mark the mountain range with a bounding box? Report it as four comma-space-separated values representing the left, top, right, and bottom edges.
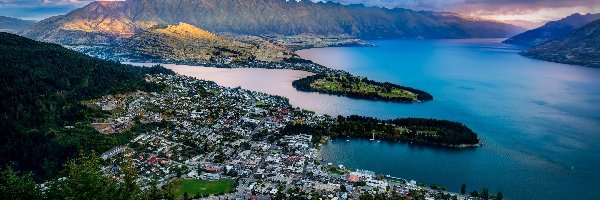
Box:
521, 19, 600, 68
503, 13, 600, 46
0, 16, 36, 33
20, 0, 525, 45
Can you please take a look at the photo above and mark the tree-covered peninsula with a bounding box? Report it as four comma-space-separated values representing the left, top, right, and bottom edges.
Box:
293, 73, 433, 102
282, 115, 480, 147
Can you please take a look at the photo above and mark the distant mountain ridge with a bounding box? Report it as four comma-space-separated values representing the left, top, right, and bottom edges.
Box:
503, 13, 600, 46
20, 0, 524, 45
19, 1, 147, 44
119, 22, 295, 62
0, 16, 36, 33
521, 19, 600, 68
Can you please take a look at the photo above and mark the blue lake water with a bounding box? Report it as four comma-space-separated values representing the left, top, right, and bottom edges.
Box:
297, 39, 600, 200
133, 38, 600, 200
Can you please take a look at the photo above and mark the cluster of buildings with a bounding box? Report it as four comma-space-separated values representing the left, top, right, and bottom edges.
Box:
88, 92, 163, 134
93, 74, 472, 199
69, 42, 345, 75
262, 34, 375, 50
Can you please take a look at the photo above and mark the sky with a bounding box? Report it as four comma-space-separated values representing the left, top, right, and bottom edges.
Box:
315, 0, 600, 28
0, 0, 96, 20
1, 0, 599, 29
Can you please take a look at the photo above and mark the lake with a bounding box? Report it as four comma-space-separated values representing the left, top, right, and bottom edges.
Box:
128, 38, 600, 200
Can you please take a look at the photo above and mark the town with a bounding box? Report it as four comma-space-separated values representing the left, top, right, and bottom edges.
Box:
90, 74, 480, 200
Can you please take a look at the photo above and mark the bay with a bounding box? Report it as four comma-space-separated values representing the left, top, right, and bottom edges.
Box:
127, 38, 600, 200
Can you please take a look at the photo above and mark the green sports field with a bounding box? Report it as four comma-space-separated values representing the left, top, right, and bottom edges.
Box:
172, 179, 235, 198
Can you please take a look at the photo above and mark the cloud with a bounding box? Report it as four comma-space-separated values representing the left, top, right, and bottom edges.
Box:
0, 4, 79, 20
0, 0, 113, 5
0, 0, 125, 20
314, 0, 466, 10
314, 0, 599, 11
41, 0, 93, 5
315, 0, 600, 21
1, 0, 72, 5
2, 0, 599, 22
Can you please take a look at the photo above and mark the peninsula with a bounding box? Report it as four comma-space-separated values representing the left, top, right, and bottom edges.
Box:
283, 115, 480, 147
65, 22, 433, 103
293, 73, 433, 103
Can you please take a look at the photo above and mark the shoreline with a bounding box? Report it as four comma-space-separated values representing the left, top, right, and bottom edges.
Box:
127, 62, 480, 149
315, 137, 477, 198
324, 136, 481, 149
127, 61, 434, 103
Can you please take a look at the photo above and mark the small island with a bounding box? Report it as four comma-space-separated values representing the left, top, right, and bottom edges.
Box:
293, 73, 433, 103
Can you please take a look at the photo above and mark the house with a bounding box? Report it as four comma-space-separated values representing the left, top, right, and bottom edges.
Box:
348, 175, 360, 182
101, 146, 126, 160
204, 167, 220, 173
205, 173, 220, 180
366, 180, 388, 190
147, 156, 160, 165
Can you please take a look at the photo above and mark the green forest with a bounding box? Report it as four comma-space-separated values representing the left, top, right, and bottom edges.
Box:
0, 32, 173, 180
0, 152, 177, 200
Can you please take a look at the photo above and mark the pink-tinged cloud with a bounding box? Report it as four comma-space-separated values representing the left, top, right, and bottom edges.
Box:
315, 0, 600, 22
1, 0, 123, 6
1, 0, 599, 22
0, 0, 125, 20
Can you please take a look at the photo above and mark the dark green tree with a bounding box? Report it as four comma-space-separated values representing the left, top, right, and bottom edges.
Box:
470, 191, 479, 198
340, 184, 347, 192
359, 192, 374, 200
176, 166, 182, 178
481, 187, 489, 199
118, 159, 142, 200
46, 152, 120, 200
496, 192, 504, 200
0, 167, 44, 200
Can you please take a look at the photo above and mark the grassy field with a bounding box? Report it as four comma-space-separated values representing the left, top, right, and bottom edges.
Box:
310, 76, 417, 100
172, 179, 235, 198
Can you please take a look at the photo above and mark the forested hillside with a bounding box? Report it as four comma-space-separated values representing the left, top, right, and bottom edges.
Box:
521, 19, 600, 68
0, 32, 173, 179
503, 13, 600, 46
